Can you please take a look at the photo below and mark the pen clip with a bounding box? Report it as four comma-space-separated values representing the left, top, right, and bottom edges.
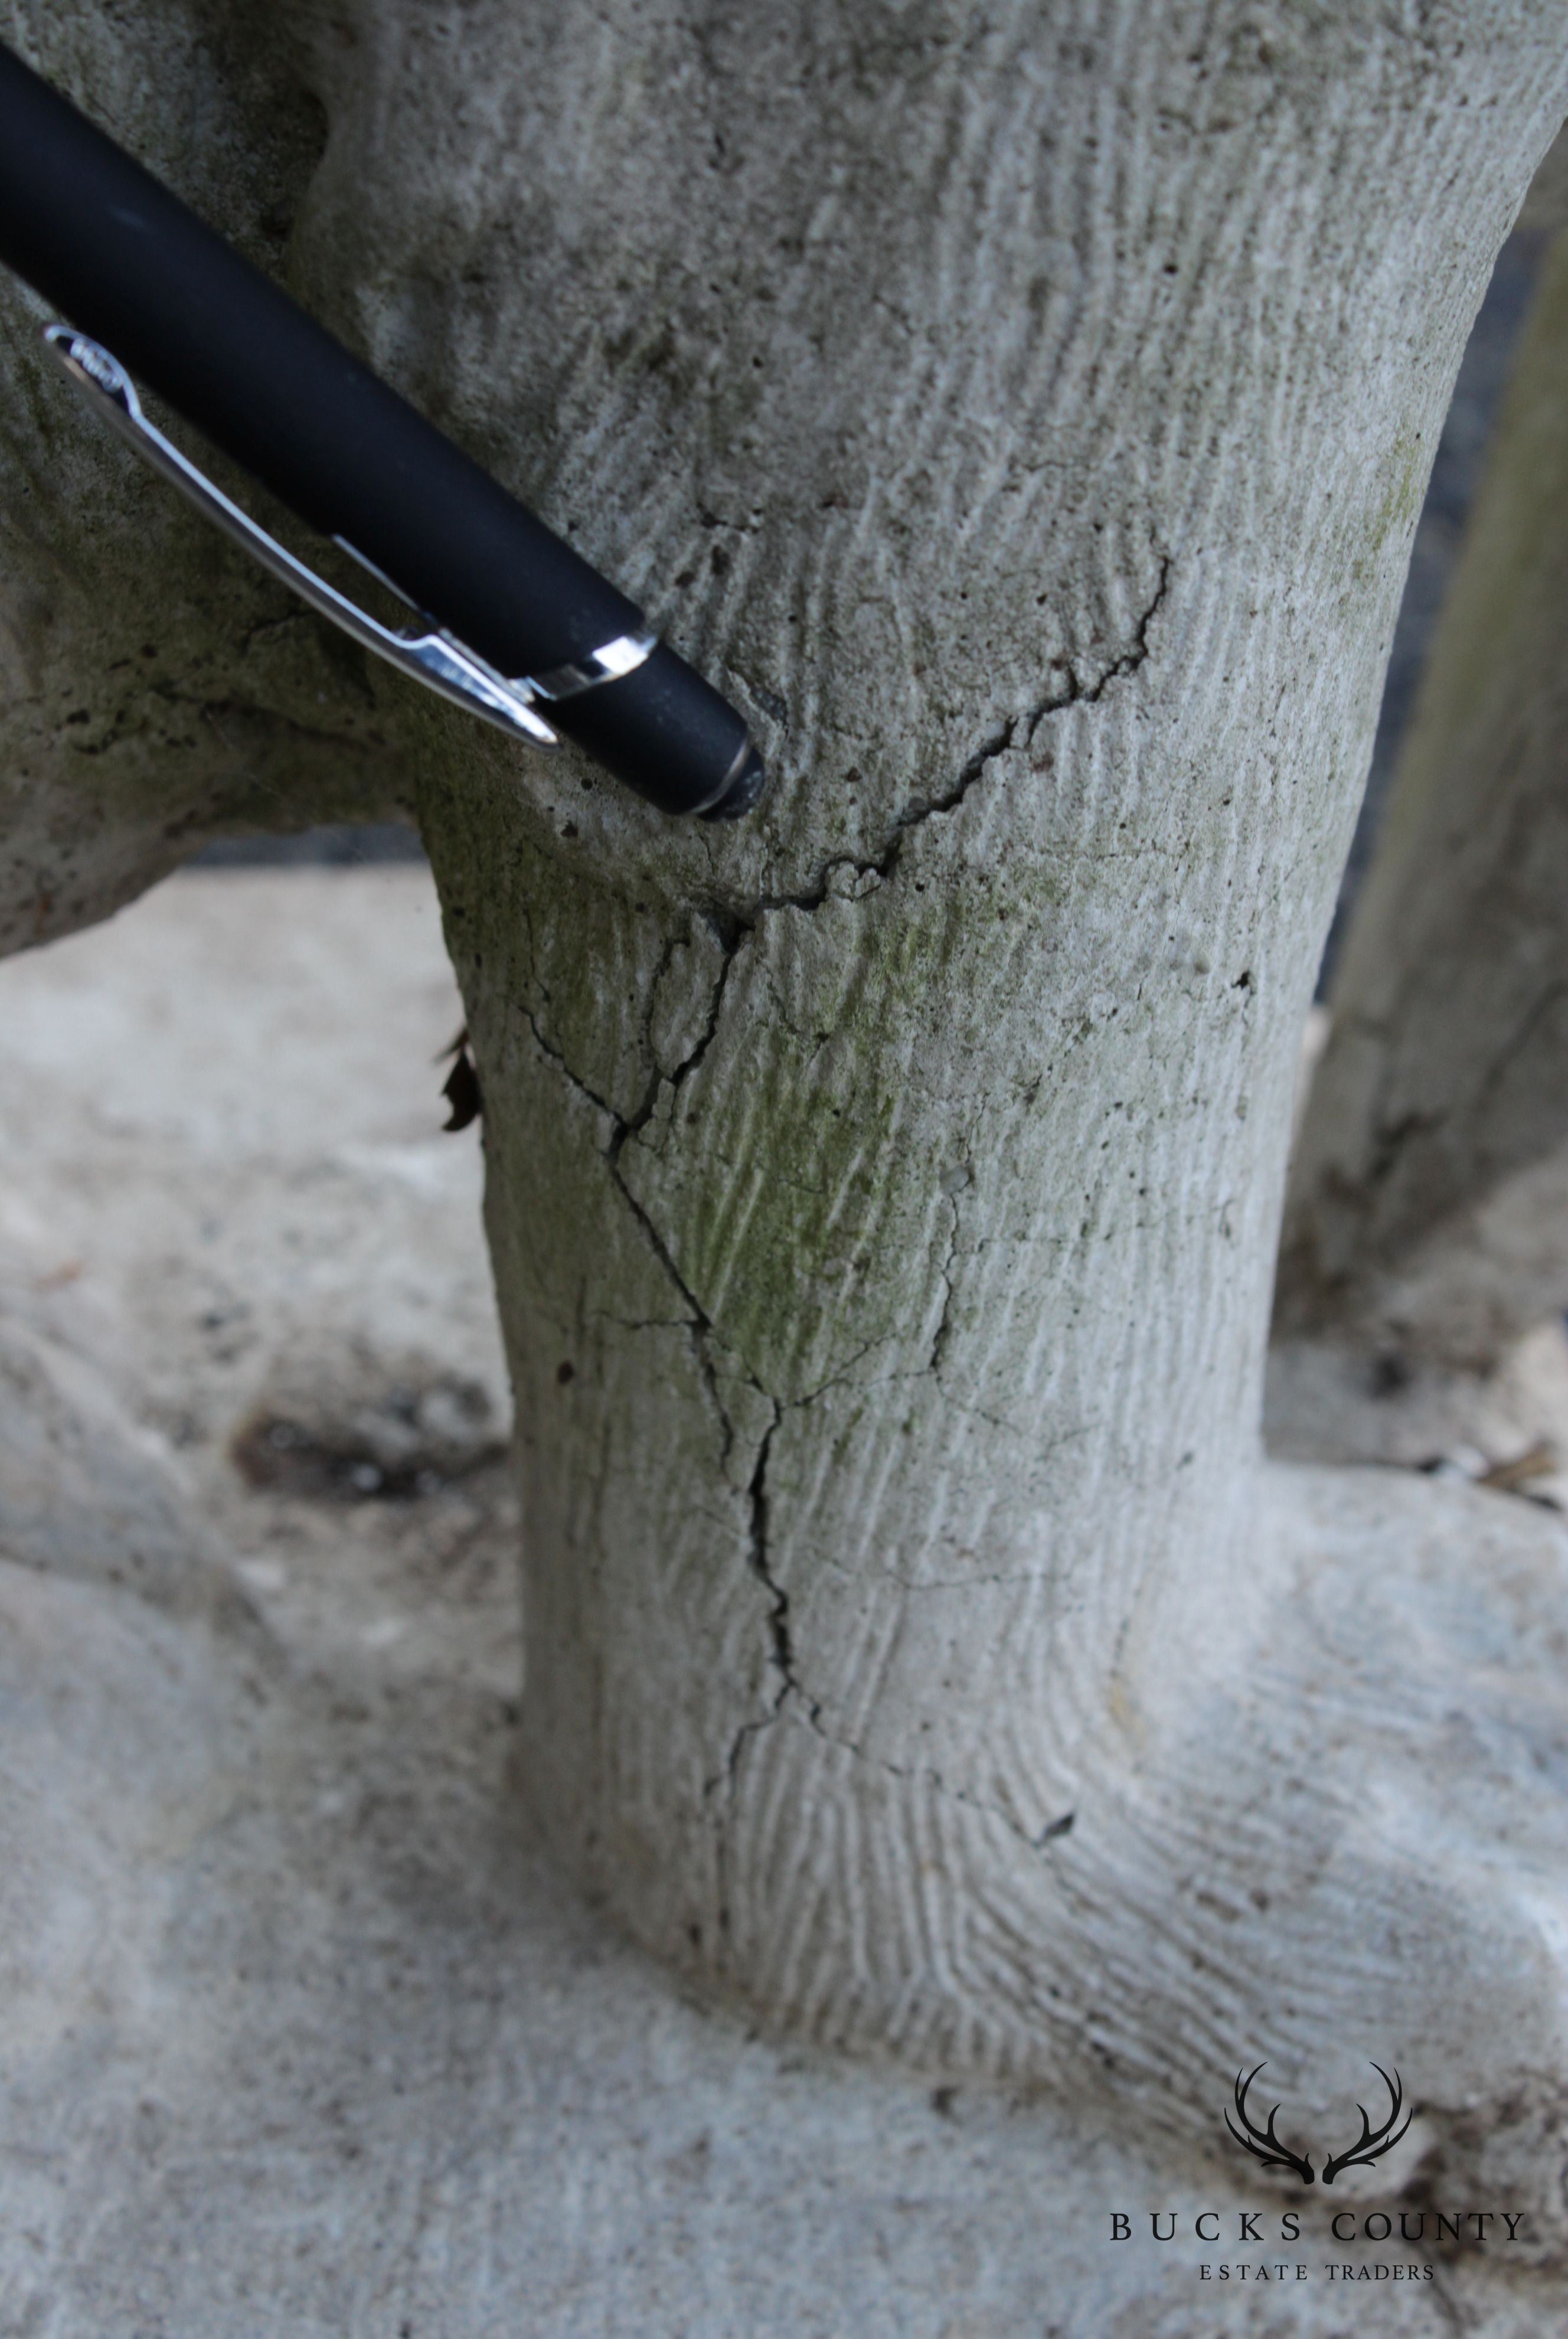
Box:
43, 324, 561, 749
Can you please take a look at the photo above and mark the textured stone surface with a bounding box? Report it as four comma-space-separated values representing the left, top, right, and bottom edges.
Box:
1281, 228, 1568, 1369
6, 0, 1568, 2250
0, 0, 411, 952
379, 0, 1568, 2160
2, 868, 1565, 2337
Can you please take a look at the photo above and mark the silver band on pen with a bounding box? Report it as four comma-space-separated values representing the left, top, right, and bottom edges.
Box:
43, 325, 656, 747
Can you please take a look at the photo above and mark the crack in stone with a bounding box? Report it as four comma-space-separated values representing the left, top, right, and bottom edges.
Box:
792, 1336, 886, 1408
626, 929, 687, 1127
885, 552, 1172, 839
719, 1400, 811, 1792
514, 999, 744, 1459
610, 557, 1175, 1216
928, 1192, 961, 1378
1028, 554, 1172, 733
827, 1727, 1070, 1855
612, 917, 739, 1157
517, 566, 1171, 1832
729, 1685, 1074, 1858
515, 1008, 799, 1697
518, 1002, 620, 1124
747, 1409, 792, 1690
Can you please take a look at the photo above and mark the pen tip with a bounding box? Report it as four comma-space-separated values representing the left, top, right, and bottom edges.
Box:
699, 744, 767, 822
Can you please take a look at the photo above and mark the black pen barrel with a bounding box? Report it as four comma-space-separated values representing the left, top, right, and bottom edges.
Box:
0, 40, 760, 816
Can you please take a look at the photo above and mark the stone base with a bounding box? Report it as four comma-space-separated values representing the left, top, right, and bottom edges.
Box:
0, 868, 1556, 2335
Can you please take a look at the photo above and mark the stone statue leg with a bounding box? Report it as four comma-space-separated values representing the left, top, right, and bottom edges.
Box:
1281, 226, 1568, 1374
5, 0, 1568, 2240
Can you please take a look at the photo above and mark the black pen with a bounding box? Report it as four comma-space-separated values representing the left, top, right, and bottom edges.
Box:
0, 40, 766, 821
